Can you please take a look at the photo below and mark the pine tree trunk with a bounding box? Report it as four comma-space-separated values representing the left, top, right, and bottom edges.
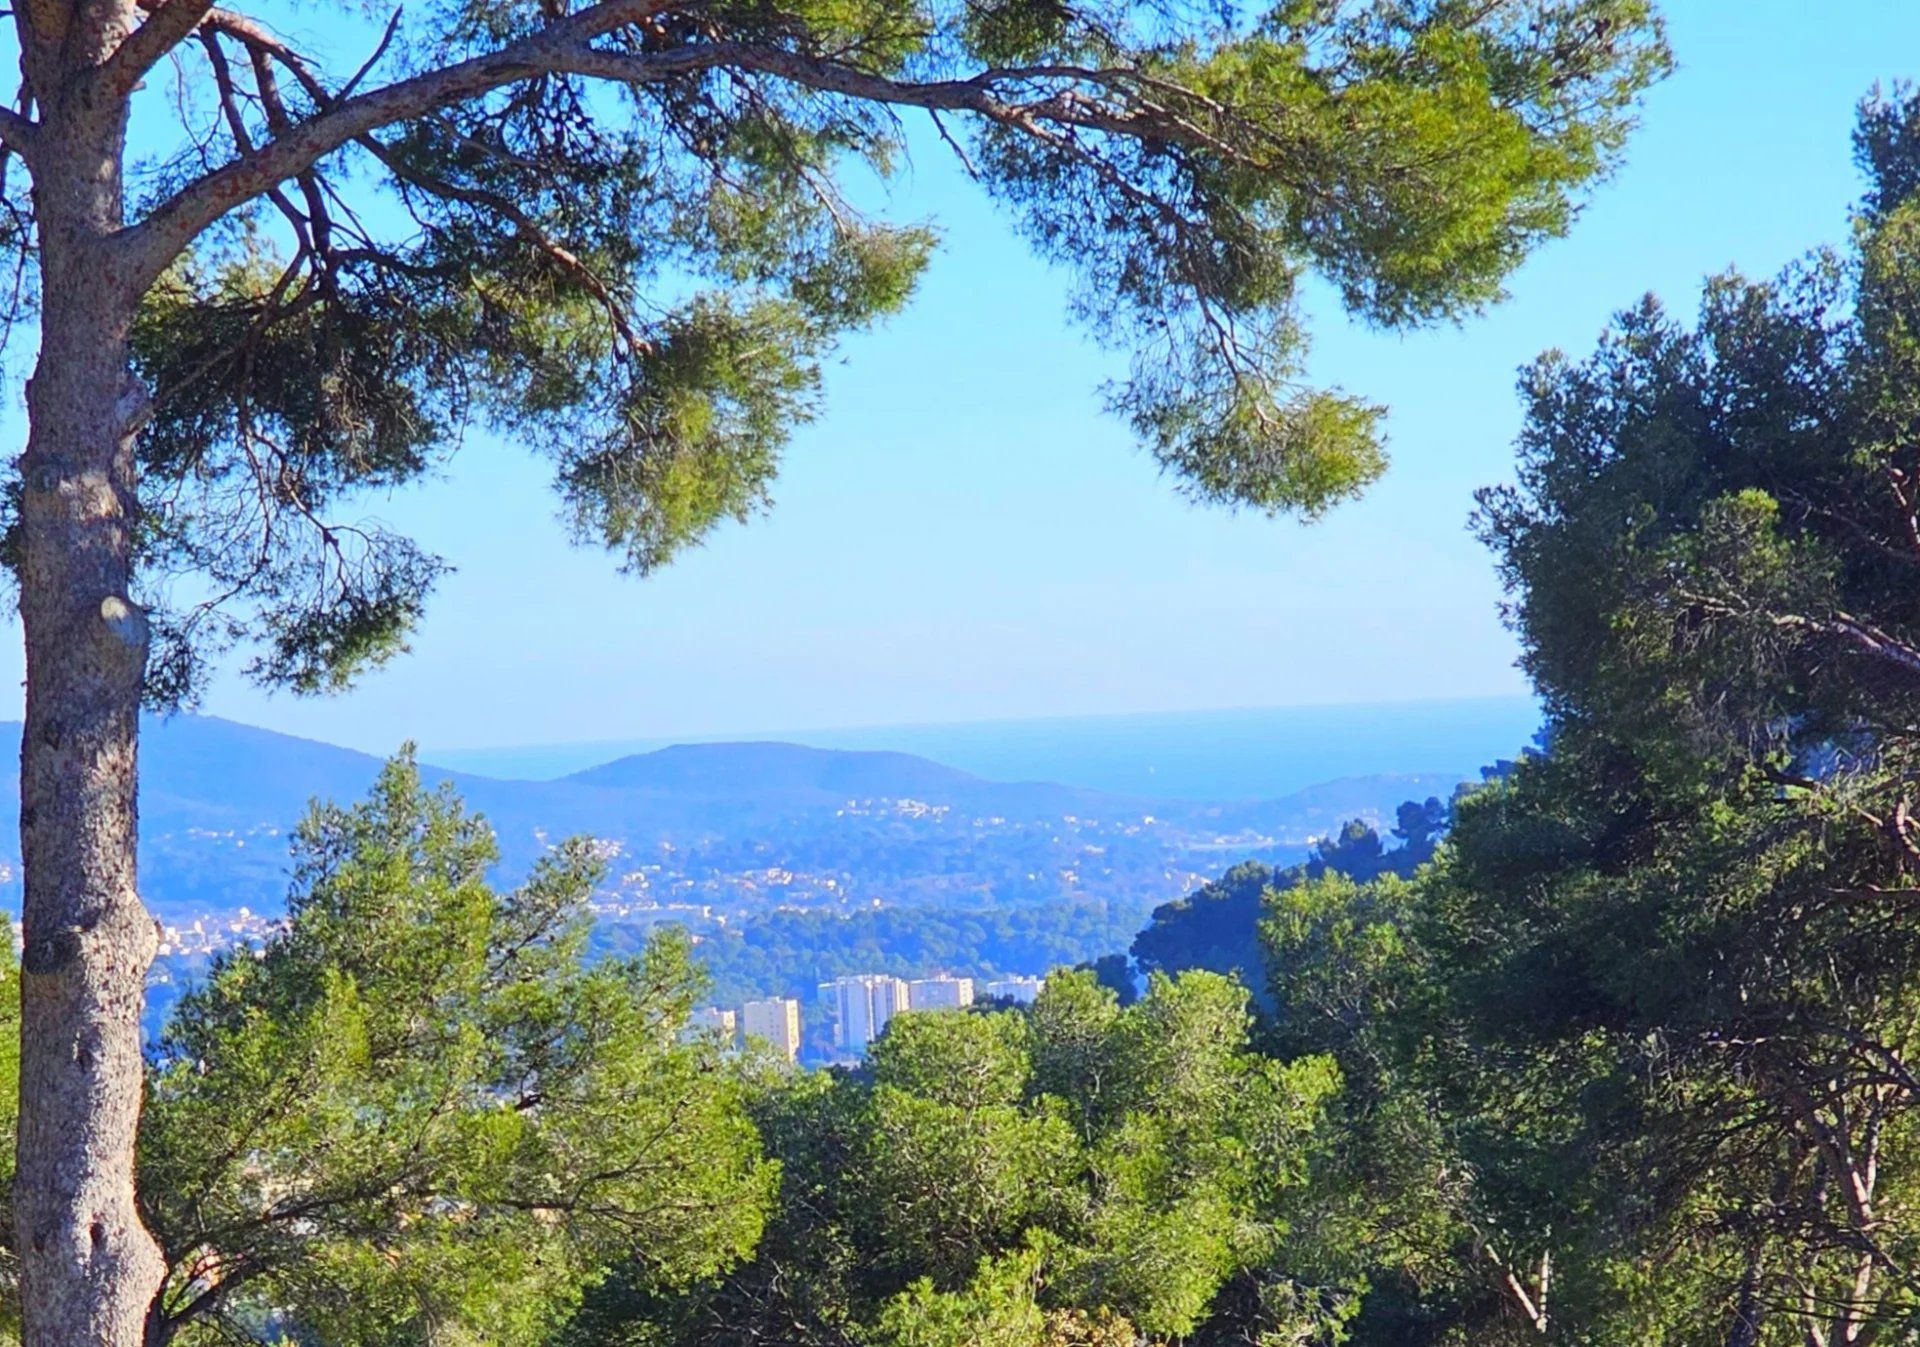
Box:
12, 20, 167, 1340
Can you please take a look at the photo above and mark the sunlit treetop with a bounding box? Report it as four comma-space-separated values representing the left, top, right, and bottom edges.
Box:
0, 0, 1665, 702
1478, 89, 1920, 781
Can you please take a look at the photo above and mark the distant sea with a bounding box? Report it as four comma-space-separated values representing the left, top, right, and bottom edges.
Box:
427, 696, 1542, 802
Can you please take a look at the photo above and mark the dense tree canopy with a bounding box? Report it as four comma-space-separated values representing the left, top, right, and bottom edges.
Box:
622, 895, 1150, 1009
572, 968, 1343, 1347
5, 758, 774, 1347
1129, 804, 1448, 997
1480, 85, 1920, 781
1248, 91, 1920, 1347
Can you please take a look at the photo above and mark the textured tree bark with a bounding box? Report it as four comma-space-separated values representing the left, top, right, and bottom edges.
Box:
12, 7, 169, 1341
1726, 1260, 1764, 1347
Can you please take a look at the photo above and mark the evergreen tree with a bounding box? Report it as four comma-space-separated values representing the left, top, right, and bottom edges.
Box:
7, 758, 774, 1347
585, 968, 1340, 1347
0, 5, 1669, 1337
1256, 91, 1920, 1346
1131, 812, 1442, 997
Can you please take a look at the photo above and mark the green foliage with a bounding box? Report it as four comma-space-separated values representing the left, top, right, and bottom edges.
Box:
1132, 860, 1281, 990
1130, 817, 1441, 1002
1075, 953, 1138, 1008
588, 970, 1342, 1347
1472, 84, 1920, 770
131, 755, 774, 1347
873, 1236, 1053, 1347
861, 1078, 1078, 1287
1025, 969, 1123, 1134
1391, 798, 1448, 853
871, 1008, 1034, 1107
976, 1, 1666, 517
128, 252, 453, 704
631, 895, 1151, 1009
1251, 91, 1920, 1346
90, 0, 1665, 705
1376, 751, 1920, 1344
1262, 871, 1415, 1068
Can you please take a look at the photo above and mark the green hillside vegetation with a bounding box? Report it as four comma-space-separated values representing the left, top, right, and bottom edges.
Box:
1254, 91, 1920, 1343
1129, 794, 1456, 1000
617, 897, 1157, 1007
568, 971, 1344, 1347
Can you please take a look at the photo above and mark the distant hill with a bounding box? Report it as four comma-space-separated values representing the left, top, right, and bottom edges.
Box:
0, 715, 1483, 929
568, 740, 985, 798
564, 740, 1128, 818
427, 696, 1541, 798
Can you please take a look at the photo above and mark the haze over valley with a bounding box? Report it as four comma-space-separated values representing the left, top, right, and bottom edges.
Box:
0, 699, 1533, 1019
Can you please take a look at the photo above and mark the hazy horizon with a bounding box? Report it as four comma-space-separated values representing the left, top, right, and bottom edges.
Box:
424, 694, 1541, 799
425, 690, 1536, 753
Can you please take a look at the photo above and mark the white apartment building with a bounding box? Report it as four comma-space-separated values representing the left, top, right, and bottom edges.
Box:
741, 996, 803, 1062
907, 976, 975, 1011
684, 1006, 737, 1044
982, 976, 1046, 1005
828, 974, 909, 1055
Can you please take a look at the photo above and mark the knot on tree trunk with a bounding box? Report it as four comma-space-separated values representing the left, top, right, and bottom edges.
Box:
97, 595, 148, 662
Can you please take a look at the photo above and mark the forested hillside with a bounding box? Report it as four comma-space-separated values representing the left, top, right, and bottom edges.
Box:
72, 715, 1479, 1031
1, 715, 1463, 928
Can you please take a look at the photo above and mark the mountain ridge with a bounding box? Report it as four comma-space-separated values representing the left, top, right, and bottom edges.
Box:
422, 695, 1539, 796
0, 713, 1466, 825
0, 715, 1482, 928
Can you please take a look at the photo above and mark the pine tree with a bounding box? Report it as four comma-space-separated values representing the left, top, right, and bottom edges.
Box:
0, 2, 1665, 1340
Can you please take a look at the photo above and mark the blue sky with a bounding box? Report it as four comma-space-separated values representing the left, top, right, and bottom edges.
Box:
6, 1, 1917, 755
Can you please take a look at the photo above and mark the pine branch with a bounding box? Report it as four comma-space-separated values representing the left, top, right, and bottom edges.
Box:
119, 0, 680, 285
0, 103, 37, 156
96, 0, 218, 97
119, 6, 1211, 294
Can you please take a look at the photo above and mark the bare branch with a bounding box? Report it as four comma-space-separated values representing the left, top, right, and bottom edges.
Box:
188, 5, 332, 105
0, 102, 38, 157
119, 0, 677, 286
338, 9, 403, 102
99, 0, 218, 98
